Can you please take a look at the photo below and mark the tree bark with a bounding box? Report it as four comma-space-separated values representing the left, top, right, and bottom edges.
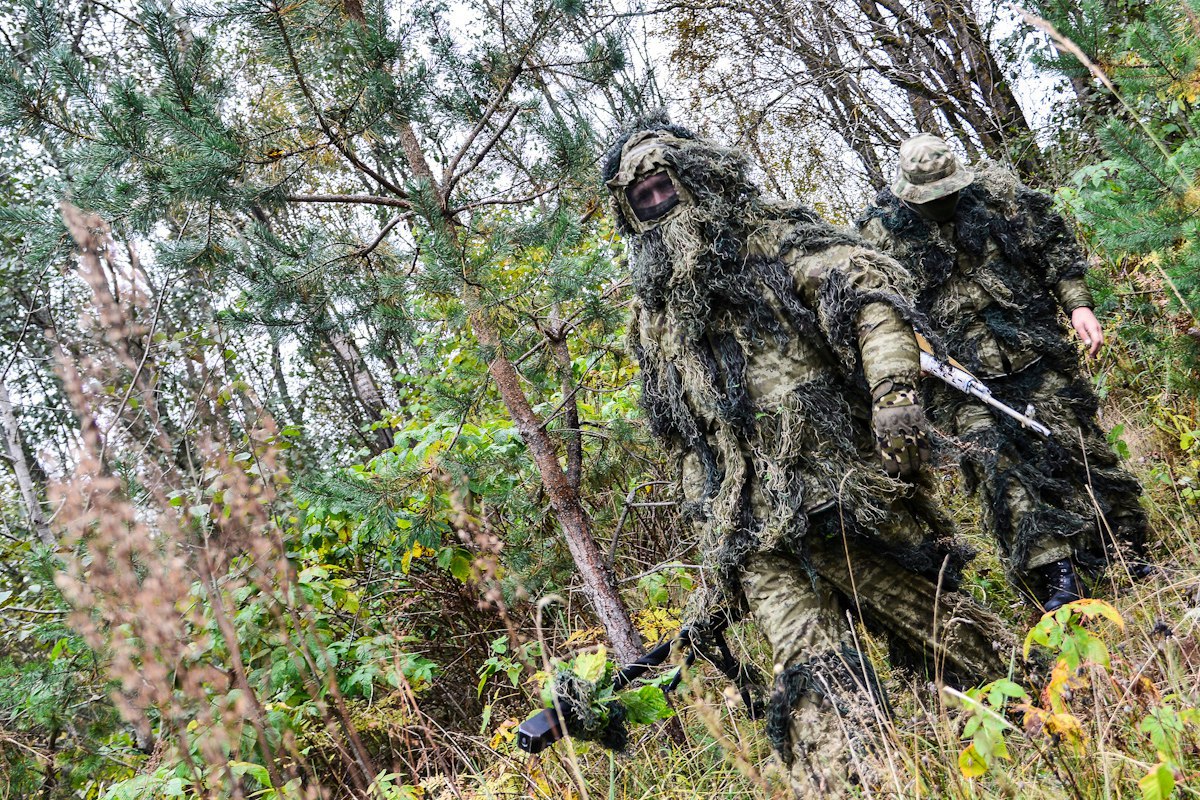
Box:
333, 0, 642, 660
548, 307, 583, 491
271, 340, 301, 427
0, 379, 53, 547
472, 306, 642, 662
323, 327, 394, 453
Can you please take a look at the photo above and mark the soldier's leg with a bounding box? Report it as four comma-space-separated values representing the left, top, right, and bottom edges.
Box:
741, 551, 885, 798
953, 399, 1072, 573
1041, 370, 1150, 568
806, 518, 1015, 685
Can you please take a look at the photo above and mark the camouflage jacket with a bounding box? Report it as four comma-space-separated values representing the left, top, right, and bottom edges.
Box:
632, 210, 931, 566
857, 163, 1092, 379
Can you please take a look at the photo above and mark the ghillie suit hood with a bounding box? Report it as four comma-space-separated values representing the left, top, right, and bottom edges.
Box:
607, 118, 965, 612
858, 164, 1147, 576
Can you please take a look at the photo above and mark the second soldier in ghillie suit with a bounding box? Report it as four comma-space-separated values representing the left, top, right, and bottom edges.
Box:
604, 118, 1016, 797
858, 134, 1149, 611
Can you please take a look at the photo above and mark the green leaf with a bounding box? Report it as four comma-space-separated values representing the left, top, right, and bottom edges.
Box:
1080, 633, 1111, 669
449, 554, 472, 582
991, 679, 1028, 699
573, 648, 608, 683
229, 761, 270, 787
1139, 762, 1175, 800
620, 685, 673, 725
973, 728, 994, 761
298, 565, 329, 583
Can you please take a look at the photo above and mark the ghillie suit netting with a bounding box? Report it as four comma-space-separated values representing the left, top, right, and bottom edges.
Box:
549, 669, 629, 751
858, 164, 1148, 578
604, 120, 1023, 789
603, 116, 967, 618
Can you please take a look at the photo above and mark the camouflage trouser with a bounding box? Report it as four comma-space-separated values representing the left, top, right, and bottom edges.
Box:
742, 550, 879, 798
742, 533, 1013, 798
954, 395, 1072, 571
949, 367, 1148, 584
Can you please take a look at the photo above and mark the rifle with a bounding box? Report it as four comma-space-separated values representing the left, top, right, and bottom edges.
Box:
517, 622, 761, 754
916, 334, 1051, 438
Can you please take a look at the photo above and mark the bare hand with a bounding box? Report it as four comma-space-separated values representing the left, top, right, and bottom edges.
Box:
1071, 307, 1103, 358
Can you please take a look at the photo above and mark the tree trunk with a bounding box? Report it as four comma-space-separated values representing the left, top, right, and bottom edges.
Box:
336, 0, 641, 660
271, 340, 301, 427
0, 379, 53, 547
548, 307, 583, 491
470, 300, 642, 663
323, 327, 394, 453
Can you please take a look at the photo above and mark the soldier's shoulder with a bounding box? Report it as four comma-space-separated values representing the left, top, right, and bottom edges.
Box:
973, 160, 1061, 220
972, 160, 1023, 204
856, 214, 893, 246
776, 207, 862, 257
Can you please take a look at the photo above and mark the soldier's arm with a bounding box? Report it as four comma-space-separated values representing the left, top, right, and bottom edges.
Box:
1018, 186, 1095, 314
849, 220, 923, 389
1016, 186, 1104, 355
789, 243, 921, 392
790, 243, 927, 477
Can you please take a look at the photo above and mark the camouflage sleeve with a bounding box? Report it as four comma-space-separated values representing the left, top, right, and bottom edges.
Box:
1018, 186, 1094, 312
788, 243, 921, 393
858, 301, 921, 395
1054, 276, 1095, 313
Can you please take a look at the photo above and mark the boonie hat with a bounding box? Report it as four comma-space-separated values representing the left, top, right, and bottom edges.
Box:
891, 133, 975, 204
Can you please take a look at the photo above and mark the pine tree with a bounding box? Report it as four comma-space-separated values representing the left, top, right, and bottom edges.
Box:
1053, 0, 1200, 319
0, 0, 656, 660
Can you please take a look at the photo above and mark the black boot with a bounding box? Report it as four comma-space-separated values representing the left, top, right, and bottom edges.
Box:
1128, 560, 1155, 580
1037, 559, 1083, 612
1127, 543, 1156, 580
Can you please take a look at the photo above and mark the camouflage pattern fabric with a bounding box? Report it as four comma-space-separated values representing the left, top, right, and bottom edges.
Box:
744, 533, 1014, 798
871, 384, 931, 479
858, 162, 1148, 581
605, 118, 1016, 797
740, 550, 884, 798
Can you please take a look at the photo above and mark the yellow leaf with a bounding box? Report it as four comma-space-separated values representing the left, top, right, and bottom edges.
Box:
563, 627, 605, 646
489, 718, 518, 749
958, 743, 988, 778
1063, 598, 1125, 630
573, 647, 608, 683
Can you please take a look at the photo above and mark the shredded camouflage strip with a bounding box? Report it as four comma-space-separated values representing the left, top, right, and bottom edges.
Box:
551, 670, 629, 751
766, 645, 888, 762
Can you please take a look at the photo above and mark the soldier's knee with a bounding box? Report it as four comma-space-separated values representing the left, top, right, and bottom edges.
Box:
765, 646, 889, 761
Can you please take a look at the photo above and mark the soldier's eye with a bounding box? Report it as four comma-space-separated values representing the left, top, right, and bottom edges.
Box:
626, 172, 680, 222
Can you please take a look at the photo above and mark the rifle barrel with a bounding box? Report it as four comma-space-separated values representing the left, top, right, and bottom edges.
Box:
919, 352, 1051, 438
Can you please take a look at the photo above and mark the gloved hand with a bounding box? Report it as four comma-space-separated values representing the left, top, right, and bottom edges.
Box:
871, 382, 931, 480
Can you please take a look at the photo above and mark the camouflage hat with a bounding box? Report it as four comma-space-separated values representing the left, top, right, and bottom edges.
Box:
891, 133, 974, 204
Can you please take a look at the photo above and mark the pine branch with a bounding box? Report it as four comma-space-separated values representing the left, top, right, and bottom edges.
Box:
267, 0, 410, 198
285, 194, 411, 209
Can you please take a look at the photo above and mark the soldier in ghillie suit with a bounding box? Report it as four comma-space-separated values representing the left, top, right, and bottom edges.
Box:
857, 133, 1149, 612
604, 118, 1015, 797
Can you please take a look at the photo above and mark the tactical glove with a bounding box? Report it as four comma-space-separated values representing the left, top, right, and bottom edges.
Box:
871, 382, 931, 480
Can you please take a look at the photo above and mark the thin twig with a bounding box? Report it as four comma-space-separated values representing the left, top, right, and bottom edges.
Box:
285, 193, 412, 209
